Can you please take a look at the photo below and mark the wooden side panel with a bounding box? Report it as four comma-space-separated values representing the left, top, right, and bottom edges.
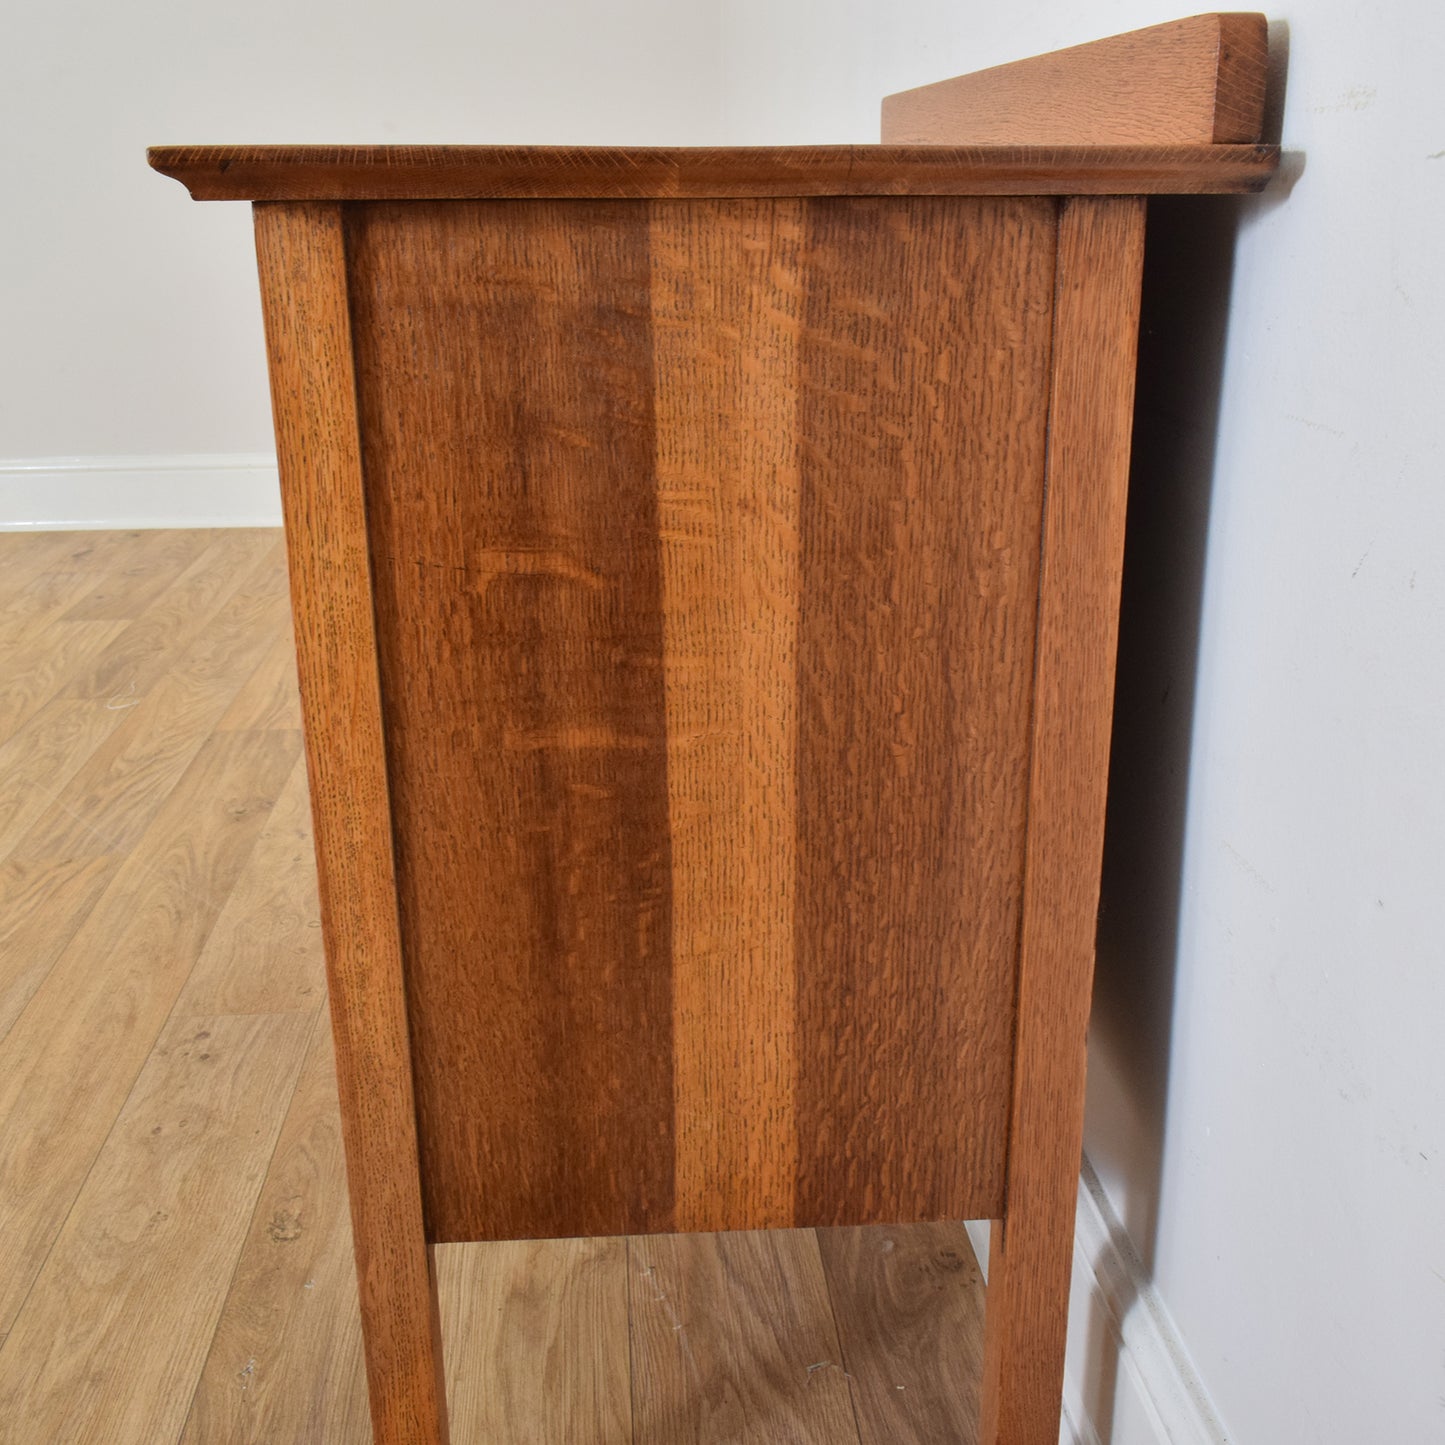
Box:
253, 201, 450, 1445
794, 197, 1056, 1225
978, 198, 1146, 1445
650, 200, 804, 1233
346, 195, 1054, 1242
881, 13, 1268, 146
349, 200, 677, 1243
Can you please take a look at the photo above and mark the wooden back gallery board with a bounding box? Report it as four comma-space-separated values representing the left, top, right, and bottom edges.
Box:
150, 14, 1277, 1444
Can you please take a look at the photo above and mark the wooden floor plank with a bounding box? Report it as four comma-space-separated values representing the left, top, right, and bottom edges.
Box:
0, 854, 121, 1044
0, 727, 301, 1331
817, 1223, 987, 1445
216, 626, 303, 732
438, 1237, 632, 1445
0, 1010, 313, 1444
10, 550, 292, 863
0, 696, 131, 858
60, 529, 213, 621
60, 529, 279, 702
174, 757, 325, 1015
0, 617, 129, 745
180, 1013, 371, 1445
628, 1230, 860, 1445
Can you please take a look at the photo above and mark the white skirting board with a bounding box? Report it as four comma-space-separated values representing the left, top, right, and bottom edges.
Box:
966, 1161, 1230, 1445
0, 455, 282, 530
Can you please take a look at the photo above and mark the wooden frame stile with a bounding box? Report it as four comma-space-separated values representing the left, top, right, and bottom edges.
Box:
978, 197, 1147, 1445
252, 200, 452, 1445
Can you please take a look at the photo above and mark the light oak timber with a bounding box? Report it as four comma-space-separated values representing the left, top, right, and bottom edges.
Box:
977, 198, 1147, 1445
0, 727, 299, 1331
0, 854, 120, 1044
0, 696, 131, 857
180, 1015, 371, 1445
254, 199, 451, 1445
883, 14, 1268, 146
60, 528, 278, 702
150, 143, 1276, 200
437, 1238, 632, 1445
0, 568, 109, 629
175, 757, 325, 1015
0, 1011, 312, 1444
217, 626, 303, 732
61, 528, 215, 621
11, 544, 291, 862
0, 618, 127, 745
628, 1230, 859, 1445
817, 1223, 987, 1445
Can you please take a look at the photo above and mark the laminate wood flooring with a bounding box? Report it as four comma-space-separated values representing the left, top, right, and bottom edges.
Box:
0, 529, 985, 1444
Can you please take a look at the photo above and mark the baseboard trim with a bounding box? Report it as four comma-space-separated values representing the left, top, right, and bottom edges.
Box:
0, 454, 282, 530
965, 1161, 1228, 1445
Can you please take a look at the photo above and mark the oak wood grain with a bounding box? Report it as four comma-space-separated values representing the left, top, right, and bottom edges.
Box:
0, 854, 120, 1044
977, 197, 1147, 1445
180, 1014, 372, 1445
350, 197, 677, 1245
629, 1230, 858, 1445
149, 143, 1277, 201
883, 14, 1268, 146
175, 756, 325, 1015
437, 1238, 632, 1445
650, 198, 804, 1233
0, 1011, 312, 1443
12, 544, 290, 862
818, 1223, 986, 1444
254, 199, 451, 1445
793, 196, 1053, 1226
0, 728, 299, 1333
0, 696, 130, 857
216, 626, 303, 732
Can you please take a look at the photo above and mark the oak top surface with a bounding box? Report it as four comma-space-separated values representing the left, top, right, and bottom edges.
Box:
148, 143, 1278, 200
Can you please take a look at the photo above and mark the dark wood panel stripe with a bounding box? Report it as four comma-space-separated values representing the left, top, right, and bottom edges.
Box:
794, 196, 1058, 1227
348, 200, 677, 1242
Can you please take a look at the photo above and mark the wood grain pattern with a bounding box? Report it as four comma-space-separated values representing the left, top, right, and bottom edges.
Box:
882, 14, 1268, 146
342, 196, 1053, 1240
179, 1015, 371, 1445
149, 143, 1277, 201
0, 727, 298, 1334
817, 1223, 986, 1444
977, 198, 1147, 1445
217, 626, 303, 731
0, 1011, 312, 1443
0, 696, 130, 856
350, 198, 678, 1244
436, 1238, 631, 1445
175, 756, 325, 1015
651, 199, 804, 1233
13, 542, 289, 862
629, 1230, 858, 1445
793, 197, 1054, 1226
254, 199, 451, 1445
0, 854, 120, 1043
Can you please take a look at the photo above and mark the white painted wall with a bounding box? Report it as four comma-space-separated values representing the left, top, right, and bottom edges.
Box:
7, 1, 1443, 1439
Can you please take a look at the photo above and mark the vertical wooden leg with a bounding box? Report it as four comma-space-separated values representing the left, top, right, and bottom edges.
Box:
978, 1205, 1076, 1445
977, 197, 1148, 1444
254, 199, 451, 1445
